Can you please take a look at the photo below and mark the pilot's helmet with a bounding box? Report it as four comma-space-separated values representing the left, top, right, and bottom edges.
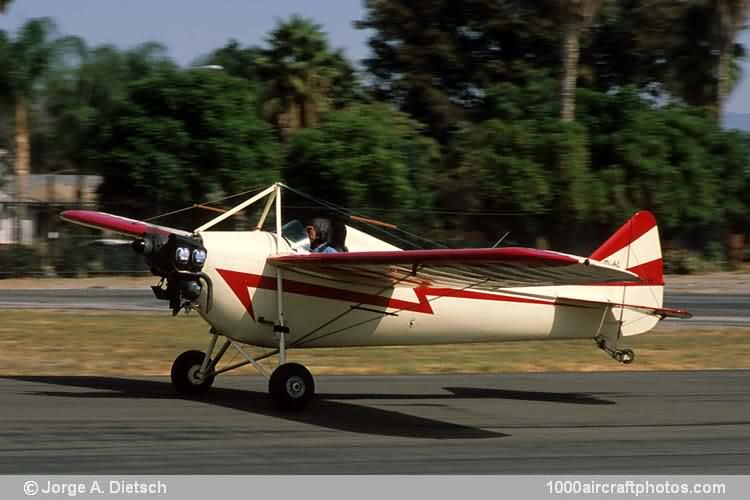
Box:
309, 217, 331, 246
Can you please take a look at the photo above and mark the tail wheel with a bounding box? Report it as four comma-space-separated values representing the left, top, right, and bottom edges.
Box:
620, 349, 635, 364
171, 350, 215, 396
269, 362, 315, 411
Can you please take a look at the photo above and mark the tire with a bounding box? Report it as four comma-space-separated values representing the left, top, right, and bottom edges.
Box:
268, 362, 315, 411
620, 349, 635, 364
171, 350, 215, 396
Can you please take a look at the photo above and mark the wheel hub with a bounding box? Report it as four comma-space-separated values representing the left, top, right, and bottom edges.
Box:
187, 365, 205, 385
286, 376, 306, 399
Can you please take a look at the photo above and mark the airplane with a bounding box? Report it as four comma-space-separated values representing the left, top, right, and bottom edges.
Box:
60, 183, 691, 410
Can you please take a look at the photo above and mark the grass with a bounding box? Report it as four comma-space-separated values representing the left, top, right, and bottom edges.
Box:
0, 309, 748, 376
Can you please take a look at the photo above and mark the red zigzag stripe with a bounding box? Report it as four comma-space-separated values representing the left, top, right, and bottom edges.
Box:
216, 269, 557, 319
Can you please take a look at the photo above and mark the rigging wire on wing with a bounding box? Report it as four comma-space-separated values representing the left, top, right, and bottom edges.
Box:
279, 183, 448, 250
143, 184, 274, 222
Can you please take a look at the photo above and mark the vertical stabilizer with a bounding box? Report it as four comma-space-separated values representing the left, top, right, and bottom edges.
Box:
590, 211, 664, 335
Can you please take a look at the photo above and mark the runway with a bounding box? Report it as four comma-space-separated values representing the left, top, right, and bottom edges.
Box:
0, 289, 747, 325
1, 371, 749, 474
663, 294, 750, 326
0, 289, 164, 311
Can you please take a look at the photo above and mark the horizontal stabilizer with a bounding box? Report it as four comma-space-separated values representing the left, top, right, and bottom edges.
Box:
556, 296, 692, 319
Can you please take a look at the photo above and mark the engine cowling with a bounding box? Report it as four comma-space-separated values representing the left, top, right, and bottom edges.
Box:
133, 232, 209, 314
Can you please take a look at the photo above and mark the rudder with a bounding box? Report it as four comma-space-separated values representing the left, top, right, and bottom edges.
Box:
590, 211, 663, 288
590, 211, 664, 334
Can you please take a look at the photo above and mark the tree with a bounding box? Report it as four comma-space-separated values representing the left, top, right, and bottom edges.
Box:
558, 1, 602, 122
582, 1, 749, 116
357, 1, 563, 139
714, 0, 750, 119
0, 1, 12, 14
359, 0, 750, 130
440, 73, 750, 247
42, 41, 174, 175
0, 18, 57, 241
576, 86, 729, 230
95, 67, 281, 215
198, 39, 264, 84
709, 129, 750, 229
580, 1, 695, 95
258, 15, 357, 136
283, 103, 439, 229
444, 77, 584, 245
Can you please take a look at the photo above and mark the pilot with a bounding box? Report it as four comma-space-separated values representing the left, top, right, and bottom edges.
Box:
306, 218, 338, 253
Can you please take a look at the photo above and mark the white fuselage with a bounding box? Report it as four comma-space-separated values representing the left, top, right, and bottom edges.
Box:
193, 231, 660, 348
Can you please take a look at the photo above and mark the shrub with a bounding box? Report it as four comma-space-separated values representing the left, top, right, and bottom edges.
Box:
0, 245, 43, 277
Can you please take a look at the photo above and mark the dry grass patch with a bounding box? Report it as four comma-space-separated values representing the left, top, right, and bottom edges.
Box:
0, 309, 747, 375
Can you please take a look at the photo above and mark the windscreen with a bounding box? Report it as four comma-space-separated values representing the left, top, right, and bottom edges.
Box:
281, 219, 311, 252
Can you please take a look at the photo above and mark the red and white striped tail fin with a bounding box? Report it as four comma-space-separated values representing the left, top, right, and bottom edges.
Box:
590, 211, 663, 287
589, 211, 664, 335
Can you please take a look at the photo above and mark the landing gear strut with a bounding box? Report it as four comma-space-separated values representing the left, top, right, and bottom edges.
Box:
170, 184, 316, 409
595, 336, 635, 364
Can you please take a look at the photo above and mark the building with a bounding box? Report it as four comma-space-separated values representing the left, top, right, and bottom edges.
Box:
0, 173, 102, 245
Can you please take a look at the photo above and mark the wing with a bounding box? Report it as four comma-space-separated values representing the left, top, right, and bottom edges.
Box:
268, 247, 640, 290
60, 210, 191, 237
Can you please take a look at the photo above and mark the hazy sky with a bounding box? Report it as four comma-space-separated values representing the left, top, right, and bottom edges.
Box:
0, 0, 371, 62
2, 0, 750, 113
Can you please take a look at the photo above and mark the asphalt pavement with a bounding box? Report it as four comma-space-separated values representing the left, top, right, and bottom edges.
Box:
0, 286, 747, 474
1, 371, 748, 474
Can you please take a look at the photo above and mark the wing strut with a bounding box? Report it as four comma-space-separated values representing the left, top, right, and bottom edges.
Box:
194, 184, 277, 232
274, 183, 289, 365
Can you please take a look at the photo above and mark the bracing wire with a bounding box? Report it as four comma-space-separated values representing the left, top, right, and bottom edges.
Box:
279, 183, 448, 250
144, 184, 272, 222
141, 182, 491, 250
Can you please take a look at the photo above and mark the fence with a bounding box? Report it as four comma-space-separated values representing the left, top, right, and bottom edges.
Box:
0, 199, 746, 278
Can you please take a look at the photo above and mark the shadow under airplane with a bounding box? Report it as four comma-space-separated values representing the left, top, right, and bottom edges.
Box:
4, 375, 616, 439
5, 375, 502, 440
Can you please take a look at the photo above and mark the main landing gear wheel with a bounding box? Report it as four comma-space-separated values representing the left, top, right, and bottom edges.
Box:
269, 362, 315, 411
171, 350, 215, 396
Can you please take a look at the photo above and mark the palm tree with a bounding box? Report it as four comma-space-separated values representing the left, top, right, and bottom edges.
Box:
48, 41, 170, 162
258, 15, 348, 135
559, 0, 602, 122
0, 18, 56, 242
714, 0, 750, 119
